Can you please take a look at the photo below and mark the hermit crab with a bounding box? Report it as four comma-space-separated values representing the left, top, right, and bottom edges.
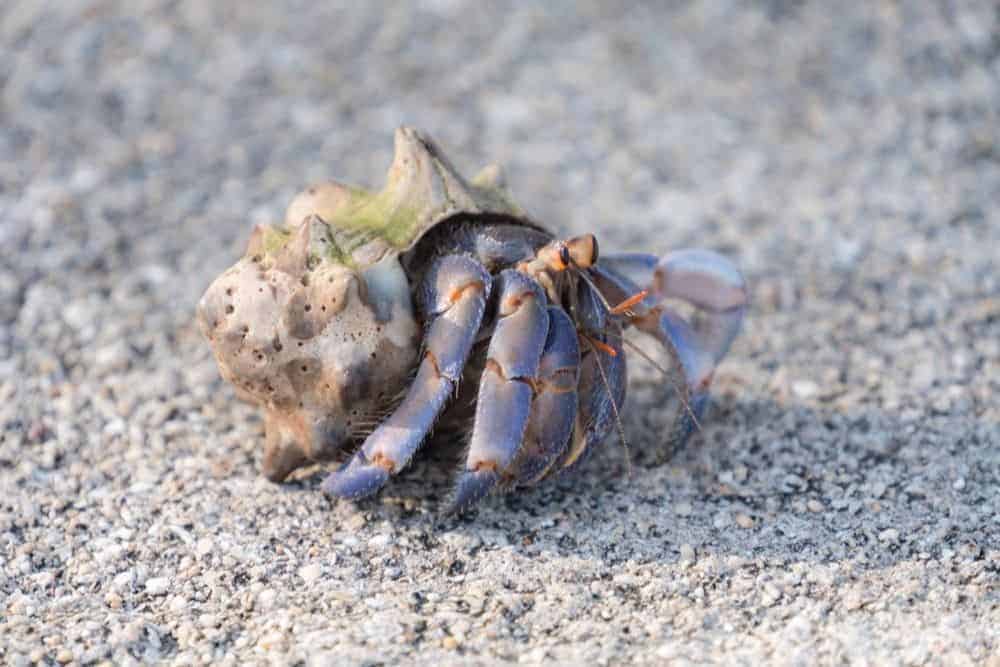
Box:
197, 127, 747, 511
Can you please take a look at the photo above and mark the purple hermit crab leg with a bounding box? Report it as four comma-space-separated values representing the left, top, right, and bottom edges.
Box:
554, 281, 629, 474
511, 307, 580, 484
448, 270, 550, 511
322, 255, 491, 499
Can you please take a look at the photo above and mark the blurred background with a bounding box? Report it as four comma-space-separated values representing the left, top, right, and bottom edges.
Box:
1, 1, 998, 664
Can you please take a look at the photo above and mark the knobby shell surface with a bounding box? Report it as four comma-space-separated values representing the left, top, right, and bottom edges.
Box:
197, 128, 540, 481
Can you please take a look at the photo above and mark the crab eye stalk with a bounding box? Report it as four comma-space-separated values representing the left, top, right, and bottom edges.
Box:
566, 234, 598, 268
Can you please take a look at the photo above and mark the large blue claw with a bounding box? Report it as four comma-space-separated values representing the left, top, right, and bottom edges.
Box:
321, 460, 390, 499
446, 469, 501, 514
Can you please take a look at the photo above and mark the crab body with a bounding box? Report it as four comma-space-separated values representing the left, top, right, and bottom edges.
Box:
197, 128, 747, 511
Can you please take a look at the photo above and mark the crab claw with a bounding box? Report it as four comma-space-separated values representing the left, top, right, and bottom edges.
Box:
601, 248, 747, 448
321, 455, 390, 499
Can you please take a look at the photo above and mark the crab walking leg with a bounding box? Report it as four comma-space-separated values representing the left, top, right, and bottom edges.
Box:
555, 282, 629, 474
511, 307, 581, 484
449, 270, 550, 511
322, 255, 491, 499
604, 249, 747, 443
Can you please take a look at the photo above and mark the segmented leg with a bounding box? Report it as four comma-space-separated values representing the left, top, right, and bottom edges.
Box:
322, 255, 491, 499
510, 307, 580, 484
448, 270, 550, 511
602, 249, 747, 444
555, 280, 628, 473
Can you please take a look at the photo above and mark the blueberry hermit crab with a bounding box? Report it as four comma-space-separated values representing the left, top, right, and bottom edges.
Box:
198, 127, 747, 512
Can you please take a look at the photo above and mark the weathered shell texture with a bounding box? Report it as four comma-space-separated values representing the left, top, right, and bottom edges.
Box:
197, 127, 536, 481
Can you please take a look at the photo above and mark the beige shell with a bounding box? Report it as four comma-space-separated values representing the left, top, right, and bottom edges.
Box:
197, 127, 534, 480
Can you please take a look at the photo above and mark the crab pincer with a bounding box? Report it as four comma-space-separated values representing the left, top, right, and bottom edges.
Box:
601, 249, 748, 443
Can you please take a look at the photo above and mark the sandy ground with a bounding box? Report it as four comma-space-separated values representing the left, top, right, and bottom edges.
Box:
2, 1, 999, 665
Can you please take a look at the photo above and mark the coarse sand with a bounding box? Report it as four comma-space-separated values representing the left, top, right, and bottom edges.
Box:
1, 2, 998, 665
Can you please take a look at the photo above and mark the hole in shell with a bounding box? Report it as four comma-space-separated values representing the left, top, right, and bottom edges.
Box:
225, 305, 234, 314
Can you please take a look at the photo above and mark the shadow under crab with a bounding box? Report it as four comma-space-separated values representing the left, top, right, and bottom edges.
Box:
197, 127, 748, 512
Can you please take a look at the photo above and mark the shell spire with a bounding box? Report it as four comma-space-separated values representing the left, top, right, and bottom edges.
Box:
282, 126, 528, 267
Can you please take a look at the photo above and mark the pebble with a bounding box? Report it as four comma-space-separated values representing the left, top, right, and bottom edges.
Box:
256, 631, 287, 651
198, 614, 220, 629
791, 380, 819, 399
145, 577, 170, 595
368, 533, 392, 550
299, 563, 323, 583
878, 529, 900, 543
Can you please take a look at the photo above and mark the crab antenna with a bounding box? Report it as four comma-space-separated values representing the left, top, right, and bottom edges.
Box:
582, 335, 632, 477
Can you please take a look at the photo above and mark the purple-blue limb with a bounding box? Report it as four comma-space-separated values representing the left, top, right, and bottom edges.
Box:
322, 255, 491, 499
555, 280, 628, 474
604, 249, 747, 446
511, 307, 581, 484
447, 270, 550, 512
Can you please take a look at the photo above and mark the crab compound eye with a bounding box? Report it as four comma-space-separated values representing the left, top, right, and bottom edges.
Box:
558, 245, 572, 268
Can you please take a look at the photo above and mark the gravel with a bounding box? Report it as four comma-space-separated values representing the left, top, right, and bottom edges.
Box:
2, 1, 999, 665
